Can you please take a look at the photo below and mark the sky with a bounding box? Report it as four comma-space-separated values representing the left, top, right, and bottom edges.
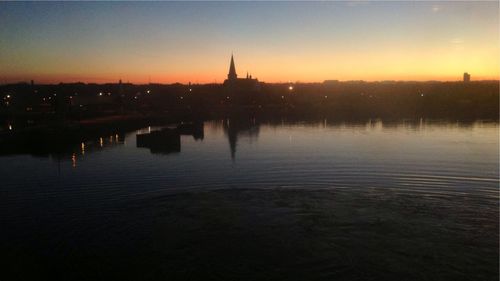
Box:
0, 1, 498, 84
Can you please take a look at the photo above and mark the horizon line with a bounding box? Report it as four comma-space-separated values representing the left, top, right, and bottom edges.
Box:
1, 79, 499, 86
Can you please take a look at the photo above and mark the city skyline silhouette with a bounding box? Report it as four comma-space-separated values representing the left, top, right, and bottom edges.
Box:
0, 2, 498, 281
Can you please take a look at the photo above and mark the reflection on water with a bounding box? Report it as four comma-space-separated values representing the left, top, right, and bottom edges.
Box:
0, 118, 496, 166
136, 122, 204, 155
0, 118, 498, 280
0, 130, 125, 170
223, 118, 259, 160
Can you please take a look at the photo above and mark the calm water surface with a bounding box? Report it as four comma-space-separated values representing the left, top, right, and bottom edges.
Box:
1, 119, 498, 280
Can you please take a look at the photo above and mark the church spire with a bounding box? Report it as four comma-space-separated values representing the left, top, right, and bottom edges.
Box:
228, 54, 237, 80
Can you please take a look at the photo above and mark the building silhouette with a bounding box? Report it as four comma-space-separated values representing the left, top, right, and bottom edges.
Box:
463, 72, 471, 82
136, 122, 204, 155
223, 54, 260, 91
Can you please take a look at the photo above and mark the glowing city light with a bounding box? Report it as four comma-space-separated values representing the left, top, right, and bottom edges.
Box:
288, 86, 293, 91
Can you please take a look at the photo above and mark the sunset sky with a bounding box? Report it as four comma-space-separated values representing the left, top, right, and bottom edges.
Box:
0, 1, 498, 84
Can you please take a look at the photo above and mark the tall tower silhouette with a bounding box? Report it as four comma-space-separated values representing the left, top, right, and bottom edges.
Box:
227, 54, 237, 81
223, 53, 260, 91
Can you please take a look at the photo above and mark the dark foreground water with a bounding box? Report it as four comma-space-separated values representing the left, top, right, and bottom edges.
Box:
1, 119, 498, 280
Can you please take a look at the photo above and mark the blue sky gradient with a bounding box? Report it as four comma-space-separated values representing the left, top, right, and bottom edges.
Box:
1, 1, 498, 83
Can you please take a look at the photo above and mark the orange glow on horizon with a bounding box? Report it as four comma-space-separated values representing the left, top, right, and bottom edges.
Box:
2, 73, 498, 85
2, 50, 498, 84
2, 47, 498, 84
0, 66, 500, 84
